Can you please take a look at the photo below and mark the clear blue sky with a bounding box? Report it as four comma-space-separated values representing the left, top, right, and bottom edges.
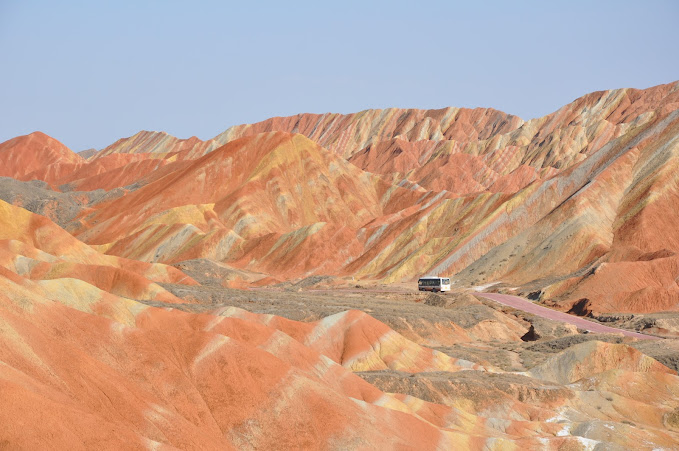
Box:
1, 0, 677, 151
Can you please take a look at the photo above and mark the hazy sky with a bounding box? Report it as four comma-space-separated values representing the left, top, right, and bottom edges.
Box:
1, 0, 677, 150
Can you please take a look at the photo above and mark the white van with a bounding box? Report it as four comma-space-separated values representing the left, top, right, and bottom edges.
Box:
417, 277, 451, 292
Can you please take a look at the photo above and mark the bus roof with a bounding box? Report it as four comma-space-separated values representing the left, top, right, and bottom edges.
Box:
418, 276, 444, 280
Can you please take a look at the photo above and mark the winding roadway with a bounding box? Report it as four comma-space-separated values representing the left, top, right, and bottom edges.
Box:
478, 292, 659, 340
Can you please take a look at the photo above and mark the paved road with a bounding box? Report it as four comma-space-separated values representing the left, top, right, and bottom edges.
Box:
478, 292, 658, 340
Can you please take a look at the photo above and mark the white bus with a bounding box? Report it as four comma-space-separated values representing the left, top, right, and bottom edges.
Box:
417, 276, 451, 292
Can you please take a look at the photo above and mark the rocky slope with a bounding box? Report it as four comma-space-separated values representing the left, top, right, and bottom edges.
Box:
2, 81, 679, 447
1, 209, 678, 448
0, 131, 84, 184
3, 83, 679, 315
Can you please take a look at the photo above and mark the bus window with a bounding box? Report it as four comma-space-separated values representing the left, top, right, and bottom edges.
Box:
418, 278, 440, 287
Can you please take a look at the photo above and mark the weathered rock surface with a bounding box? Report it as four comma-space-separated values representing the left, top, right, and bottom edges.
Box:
2, 81, 679, 448
4, 83, 679, 316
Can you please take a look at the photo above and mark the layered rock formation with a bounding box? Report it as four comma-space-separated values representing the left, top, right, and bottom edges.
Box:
0, 131, 84, 184
4, 83, 679, 315
1, 199, 678, 448
2, 81, 679, 448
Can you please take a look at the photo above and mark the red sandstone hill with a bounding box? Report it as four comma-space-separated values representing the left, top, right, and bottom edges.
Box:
69, 132, 432, 279
1, 81, 679, 316
2, 82, 679, 448
1, 200, 679, 448
0, 131, 84, 183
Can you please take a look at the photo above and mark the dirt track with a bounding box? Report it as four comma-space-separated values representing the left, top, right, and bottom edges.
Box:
478, 292, 659, 340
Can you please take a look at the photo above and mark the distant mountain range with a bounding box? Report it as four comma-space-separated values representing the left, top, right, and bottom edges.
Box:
2, 81, 679, 315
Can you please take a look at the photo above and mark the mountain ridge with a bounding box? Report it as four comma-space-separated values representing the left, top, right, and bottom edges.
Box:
1, 81, 678, 315
2, 81, 679, 448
